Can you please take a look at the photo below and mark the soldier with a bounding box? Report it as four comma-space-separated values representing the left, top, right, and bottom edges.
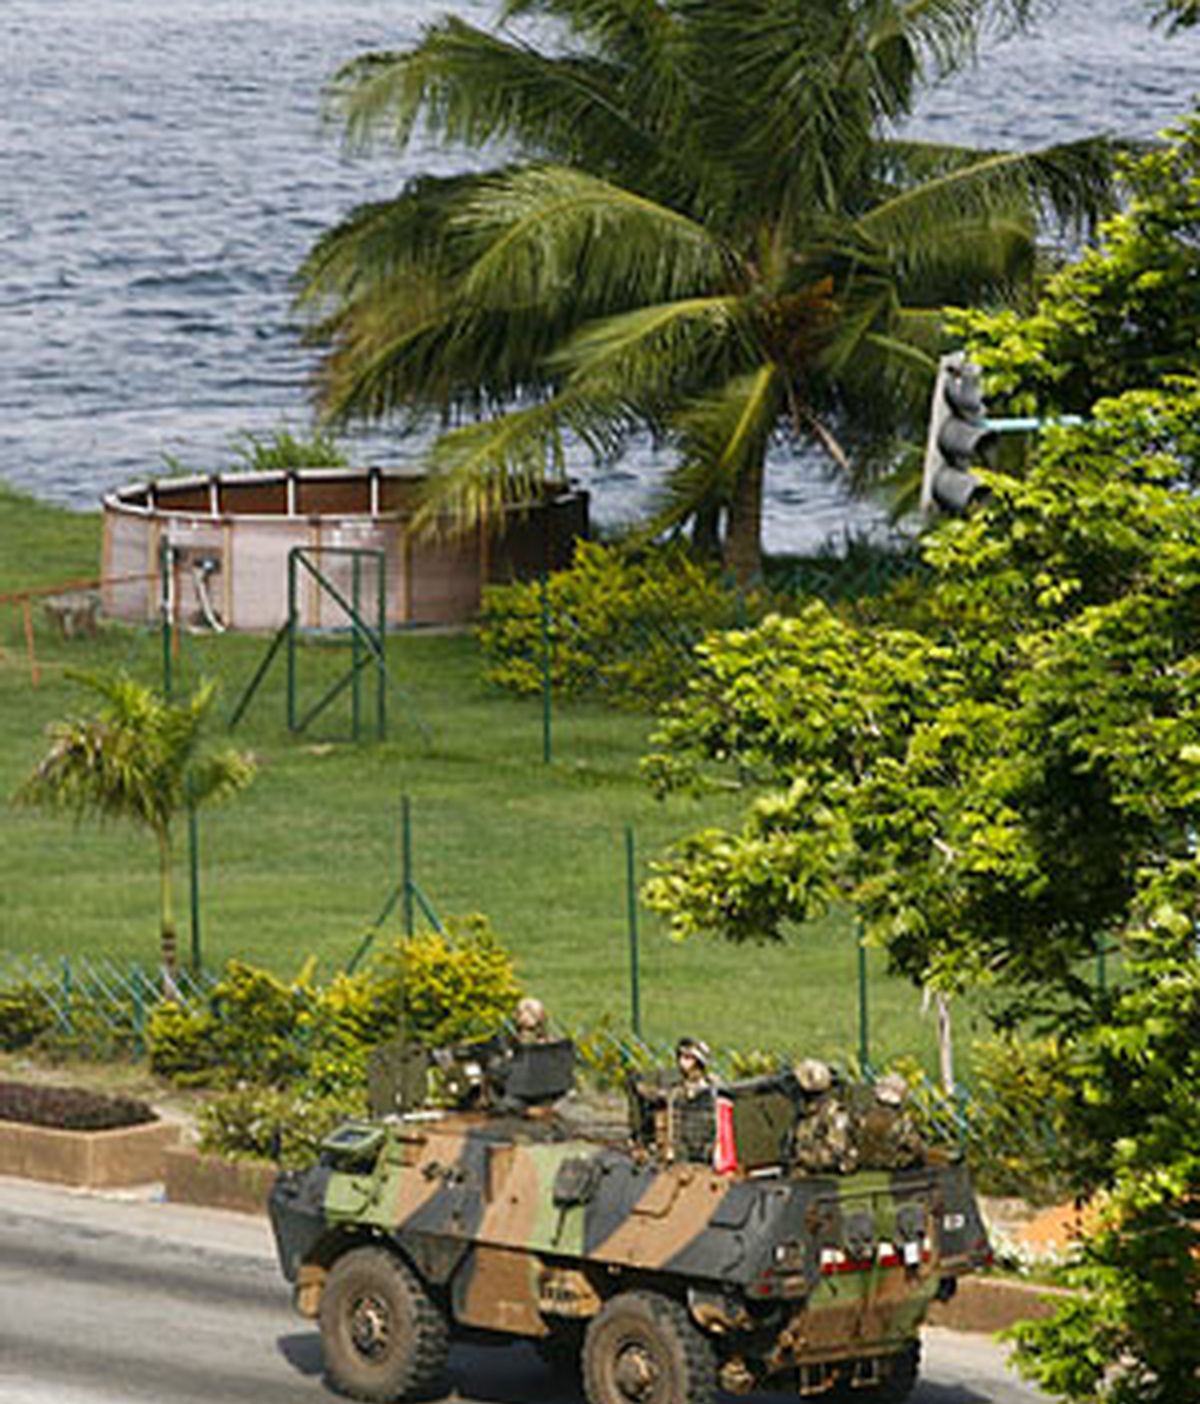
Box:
790, 1058, 858, 1174
668, 1038, 716, 1164
513, 995, 549, 1044
675, 1037, 712, 1092
855, 1072, 926, 1170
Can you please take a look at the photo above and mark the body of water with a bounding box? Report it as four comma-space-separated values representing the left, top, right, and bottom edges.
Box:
1, 0, 1196, 554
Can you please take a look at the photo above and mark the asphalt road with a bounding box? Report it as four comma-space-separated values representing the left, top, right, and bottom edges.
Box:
0, 1176, 1049, 1404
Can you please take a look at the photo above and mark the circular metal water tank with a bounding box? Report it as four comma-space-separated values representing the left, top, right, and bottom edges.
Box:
101, 468, 587, 630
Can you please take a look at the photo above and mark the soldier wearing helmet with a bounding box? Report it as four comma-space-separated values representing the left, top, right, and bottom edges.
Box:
856, 1071, 925, 1169
666, 1037, 716, 1164
675, 1036, 712, 1092
513, 995, 549, 1044
790, 1058, 857, 1174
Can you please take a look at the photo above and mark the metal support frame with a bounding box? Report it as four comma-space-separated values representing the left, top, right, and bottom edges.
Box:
227, 547, 429, 746
287, 546, 388, 742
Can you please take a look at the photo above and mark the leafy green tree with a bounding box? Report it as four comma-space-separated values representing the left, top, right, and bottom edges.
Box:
642, 384, 1200, 1399
297, 0, 1112, 581
645, 384, 1200, 991
1006, 900, 1200, 1404
16, 673, 255, 974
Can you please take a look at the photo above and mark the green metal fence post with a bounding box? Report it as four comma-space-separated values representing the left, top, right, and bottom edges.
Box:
625, 826, 642, 1039
187, 782, 202, 972
402, 795, 414, 937
857, 923, 870, 1073
159, 538, 173, 699
351, 552, 362, 742
377, 556, 387, 741
286, 549, 298, 731
541, 572, 552, 765
131, 964, 145, 1053
61, 956, 73, 1034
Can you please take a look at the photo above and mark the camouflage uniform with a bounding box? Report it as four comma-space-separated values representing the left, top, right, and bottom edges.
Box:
789, 1059, 859, 1174
853, 1072, 925, 1170
667, 1037, 716, 1164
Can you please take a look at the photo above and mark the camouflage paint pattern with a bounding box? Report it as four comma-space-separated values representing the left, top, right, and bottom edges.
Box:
269, 1108, 990, 1388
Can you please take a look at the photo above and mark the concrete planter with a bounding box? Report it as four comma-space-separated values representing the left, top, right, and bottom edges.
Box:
0, 1117, 180, 1188
928, 1275, 1074, 1332
163, 1146, 275, 1216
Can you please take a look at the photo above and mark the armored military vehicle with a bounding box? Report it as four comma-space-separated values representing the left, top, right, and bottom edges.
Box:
268, 1036, 990, 1404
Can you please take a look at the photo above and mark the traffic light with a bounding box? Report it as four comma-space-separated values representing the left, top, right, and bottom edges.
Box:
920, 352, 996, 516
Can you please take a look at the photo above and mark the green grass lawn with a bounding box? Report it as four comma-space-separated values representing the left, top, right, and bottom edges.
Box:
0, 483, 978, 1073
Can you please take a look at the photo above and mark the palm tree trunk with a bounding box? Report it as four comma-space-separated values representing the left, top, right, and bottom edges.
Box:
690, 501, 723, 559
723, 455, 765, 587
156, 827, 178, 979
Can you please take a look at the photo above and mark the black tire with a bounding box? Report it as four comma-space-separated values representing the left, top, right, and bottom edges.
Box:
319, 1246, 448, 1402
876, 1341, 920, 1403
582, 1291, 716, 1404
535, 1323, 583, 1379
828, 1340, 920, 1404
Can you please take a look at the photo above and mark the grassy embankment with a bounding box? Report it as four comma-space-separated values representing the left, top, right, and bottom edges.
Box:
0, 482, 963, 1070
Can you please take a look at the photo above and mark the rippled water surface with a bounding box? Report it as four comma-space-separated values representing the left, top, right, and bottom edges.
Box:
1, 0, 1196, 551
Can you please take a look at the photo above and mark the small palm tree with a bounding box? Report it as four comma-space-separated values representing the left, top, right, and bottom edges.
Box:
16, 673, 255, 974
297, 0, 1115, 581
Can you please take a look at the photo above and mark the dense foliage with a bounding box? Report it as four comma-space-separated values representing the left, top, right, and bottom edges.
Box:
0, 983, 54, 1052
945, 128, 1200, 1399
645, 384, 1200, 1008
478, 540, 770, 706
148, 918, 522, 1095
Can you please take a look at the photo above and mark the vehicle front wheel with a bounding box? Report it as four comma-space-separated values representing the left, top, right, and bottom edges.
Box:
319, 1246, 448, 1402
582, 1291, 716, 1404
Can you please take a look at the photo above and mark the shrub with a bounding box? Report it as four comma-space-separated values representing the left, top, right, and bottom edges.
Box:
32, 1001, 145, 1064
230, 427, 349, 472
197, 1084, 363, 1169
147, 918, 522, 1095
478, 541, 772, 707
368, 916, 522, 1048
0, 983, 54, 1052
147, 960, 310, 1085
963, 1034, 1076, 1203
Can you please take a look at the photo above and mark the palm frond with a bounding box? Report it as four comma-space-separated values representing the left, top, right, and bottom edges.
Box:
647, 366, 782, 530
328, 17, 660, 183
860, 138, 1117, 253
896, 0, 1038, 78
411, 392, 625, 535
453, 165, 730, 313
500, 0, 690, 121
552, 295, 753, 417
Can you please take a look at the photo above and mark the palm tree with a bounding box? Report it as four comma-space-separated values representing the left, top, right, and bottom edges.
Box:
16, 673, 255, 974
298, 0, 1113, 581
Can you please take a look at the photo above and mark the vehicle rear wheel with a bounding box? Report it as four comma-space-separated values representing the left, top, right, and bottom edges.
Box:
829, 1340, 920, 1404
582, 1291, 716, 1404
319, 1246, 448, 1402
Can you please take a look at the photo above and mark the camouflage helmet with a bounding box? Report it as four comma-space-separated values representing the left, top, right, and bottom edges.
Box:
874, 1072, 909, 1107
793, 1058, 834, 1094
